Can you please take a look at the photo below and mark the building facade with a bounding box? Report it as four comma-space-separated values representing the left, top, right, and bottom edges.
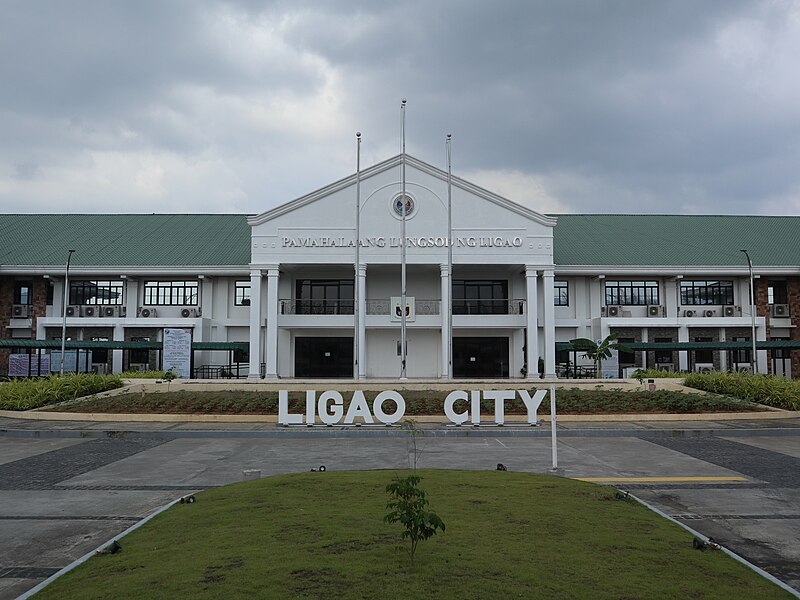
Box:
2, 155, 800, 379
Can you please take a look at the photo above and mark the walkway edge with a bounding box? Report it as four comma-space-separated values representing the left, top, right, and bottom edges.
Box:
2, 409, 799, 423
628, 492, 800, 598
16, 495, 190, 600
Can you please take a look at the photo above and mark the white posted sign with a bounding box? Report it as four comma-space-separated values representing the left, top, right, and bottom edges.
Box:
163, 328, 192, 379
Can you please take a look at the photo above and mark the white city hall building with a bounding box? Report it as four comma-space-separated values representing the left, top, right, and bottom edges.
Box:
2, 154, 800, 379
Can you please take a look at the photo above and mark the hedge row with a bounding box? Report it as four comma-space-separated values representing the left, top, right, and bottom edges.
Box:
683, 371, 799, 411
0, 373, 124, 411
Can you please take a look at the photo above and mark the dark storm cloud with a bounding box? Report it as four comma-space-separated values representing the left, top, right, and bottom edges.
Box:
1, 0, 799, 214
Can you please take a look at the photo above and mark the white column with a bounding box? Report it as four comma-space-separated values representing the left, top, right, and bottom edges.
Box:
542, 270, 556, 378
357, 264, 367, 379
641, 328, 649, 370
756, 317, 768, 374
719, 327, 727, 371
124, 277, 139, 317
247, 269, 263, 379
440, 264, 451, 379
112, 324, 124, 374
525, 266, 539, 379
265, 266, 280, 378
678, 325, 689, 372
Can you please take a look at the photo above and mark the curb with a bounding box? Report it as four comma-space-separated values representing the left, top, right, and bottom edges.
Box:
2, 426, 800, 440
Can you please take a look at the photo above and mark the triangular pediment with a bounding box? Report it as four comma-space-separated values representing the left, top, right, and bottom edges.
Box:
248, 154, 557, 228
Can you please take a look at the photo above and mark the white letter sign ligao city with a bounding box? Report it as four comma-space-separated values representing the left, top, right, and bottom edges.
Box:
277, 389, 548, 426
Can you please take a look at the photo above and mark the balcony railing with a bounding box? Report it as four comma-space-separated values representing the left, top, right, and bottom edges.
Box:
366, 299, 441, 316
280, 299, 354, 315
452, 299, 526, 315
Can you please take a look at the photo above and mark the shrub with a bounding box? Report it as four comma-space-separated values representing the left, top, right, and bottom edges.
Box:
119, 370, 170, 379
631, 368, 686, 380
384, 474, 445, 564
683, 371, 799, 411
0, 373, 124, 411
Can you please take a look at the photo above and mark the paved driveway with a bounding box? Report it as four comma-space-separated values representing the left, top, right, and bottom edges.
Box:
0, 426, 798, 598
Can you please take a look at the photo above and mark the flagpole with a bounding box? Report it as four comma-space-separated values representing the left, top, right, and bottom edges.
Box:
400, 99, 408, 379
446, 133, 453, 379
354, 131, 361, 379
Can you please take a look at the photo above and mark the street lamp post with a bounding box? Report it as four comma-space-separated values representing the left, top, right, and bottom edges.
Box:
60, 249, 76, 376
740, 249, 758, 374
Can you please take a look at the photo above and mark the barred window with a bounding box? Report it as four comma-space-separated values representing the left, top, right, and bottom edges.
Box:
235, 281, 251, 306
554, 280, 569, 306
69, 280, 124, 305
452, 280, 509, 315
680, 280, 733, 305
295, 279, 354, 315
605, 281, 659, 306
143, 281, 199, 306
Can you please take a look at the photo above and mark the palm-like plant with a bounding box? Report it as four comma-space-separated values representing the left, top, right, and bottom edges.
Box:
570, 335, 632, 377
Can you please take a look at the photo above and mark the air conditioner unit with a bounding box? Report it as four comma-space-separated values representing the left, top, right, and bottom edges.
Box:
12, 304, 30, 318
101, 306, 118, 318
180, 307, 199, 318
138, 307, 157, 318
607, 305, 620, 317
65, 306, 79, 317
737, 365, 753, 374
655, 364, 673, 372
695, 364, 714, 373
647, 305, 662, 317
683, 309, 696, 317
81, 306, 97, 317
92, 364, 108, 374
723, 306, 736, 317
703, 309, 715, 317
130, 363, 149, 371
771, 304, 789, 318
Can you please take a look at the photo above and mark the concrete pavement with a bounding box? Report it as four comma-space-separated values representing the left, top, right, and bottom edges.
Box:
0, 414, 798, 598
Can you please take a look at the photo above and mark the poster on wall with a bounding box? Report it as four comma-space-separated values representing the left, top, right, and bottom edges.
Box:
8, 353, 51, 377
163, 328, 192, 379
49, 350, 92, 373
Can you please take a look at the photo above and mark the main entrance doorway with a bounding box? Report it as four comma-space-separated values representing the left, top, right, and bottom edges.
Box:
453, 337, 509, 378
295, 337, 353, 378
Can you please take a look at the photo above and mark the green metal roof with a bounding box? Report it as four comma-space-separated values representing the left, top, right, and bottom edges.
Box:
556, 340, 800, 351
0, 339, 247, 351
0, 214, 251, 267
551, 214, 800, 267
2, 213, 800, 269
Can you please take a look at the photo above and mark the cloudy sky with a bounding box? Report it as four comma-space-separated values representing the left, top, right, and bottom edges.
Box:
1, 0, 799, 216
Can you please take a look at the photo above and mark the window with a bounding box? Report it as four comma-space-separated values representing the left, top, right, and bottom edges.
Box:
732, 337, 751, 365
233, 348, 250, 364
143, 281, 198, 306
13, 281, 32, 305
768, 281, 788, 305
654, 337, 673, 364
91, 337, 109, 364
605, 281, 659, 306
234, 281, 251, 306
129, 337, 150, 365
616, 337, 635, 365
554, 280, 569, 306
680, 280, 733, 305
70, 280, 124, 305
295, 279, 354, 314
694, 336, 713, 364
452, 280, 509, 314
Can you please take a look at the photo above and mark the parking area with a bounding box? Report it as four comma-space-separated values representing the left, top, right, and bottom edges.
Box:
0, 422, 798, 598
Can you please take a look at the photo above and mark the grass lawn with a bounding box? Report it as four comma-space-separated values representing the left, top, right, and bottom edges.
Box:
46, 388, 765, 415
36, 470, 793, 600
